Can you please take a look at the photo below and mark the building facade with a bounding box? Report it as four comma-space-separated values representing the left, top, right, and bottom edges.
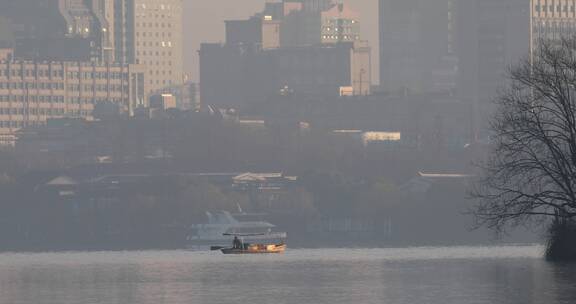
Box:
281, 1, 361, 47
531, 0, 576, 49
379, 0, 458, 95
0, 48, 12, 61
199, 0, 370, 108
455, 0, 576, 139
0, 55, 145, 135
114, 0, 183, 96
0, 0, 115, 63
199, 41, 371, 109
301, 0, 334, 12
320, 4, 361, 44
458, 0, 576, 103
8, 0, 189, 99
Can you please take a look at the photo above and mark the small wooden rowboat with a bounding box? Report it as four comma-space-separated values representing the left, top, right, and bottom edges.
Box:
220, 243, 286, 254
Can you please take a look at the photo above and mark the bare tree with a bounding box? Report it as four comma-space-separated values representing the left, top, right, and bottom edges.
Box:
472, 37, 576, 233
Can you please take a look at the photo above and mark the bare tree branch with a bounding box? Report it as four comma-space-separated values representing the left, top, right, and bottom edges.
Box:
472, 37, 576, 232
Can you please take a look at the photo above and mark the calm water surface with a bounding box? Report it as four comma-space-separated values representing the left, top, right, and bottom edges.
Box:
0, 245, 575, 304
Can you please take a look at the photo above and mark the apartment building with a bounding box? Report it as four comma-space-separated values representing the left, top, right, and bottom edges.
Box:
115, 0, 184, 96
0, 54, 145, 135
379, 0, 459, 94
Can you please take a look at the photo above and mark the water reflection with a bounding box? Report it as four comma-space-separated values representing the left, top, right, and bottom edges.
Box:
0, 246, 573, 304
549, 261, 576, 304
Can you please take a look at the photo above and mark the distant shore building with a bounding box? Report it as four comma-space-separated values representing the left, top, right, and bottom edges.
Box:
200, 41, 371, 109
278, 1, 362, 47
200, 0, 370, 109
301, 0, 334, 12
115, 0, 184, 96
1, 0, 184, 102
456, 0, 576, 139
0, 48, 12, 61
379, 0, 459, 95
225, 16, 282, 50
0, 0, 115, 63
0, 52, 145, 137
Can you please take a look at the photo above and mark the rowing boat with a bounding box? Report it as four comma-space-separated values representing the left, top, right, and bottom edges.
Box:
220, 243, 286, 254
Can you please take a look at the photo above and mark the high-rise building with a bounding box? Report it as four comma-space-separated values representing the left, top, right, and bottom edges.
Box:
458, 0, 576, 105
0, 16, 14, 48
281, 1, 361, 47
0, 52, 145, 135
531, 0, 576, 47
455, 0, 576, 139
114, 0, 183, 97
0, 48, 12, 61
199, 0, 370, 109
301, 0, 334, 12
379, 0, 458, 95
200, 41, 371, 109
0, 0, 115, 63
225, 16, 281, 50
320, 4, 361, 44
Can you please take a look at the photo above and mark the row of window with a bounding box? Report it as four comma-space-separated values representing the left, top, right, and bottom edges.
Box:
136, 22, 173, 28
0, 69, 64, 78
0, 70, 128, 80
0, 112, 90, 128
136, 41, 174, 47
0, 96, 122, 104
0, 108, 66, 116
322, 26, 358, 33
535, 4, 576, 14
68, 84, 126, 92
323, 19, 357, 25
139, 3, 176, 10
149, 79, 173, 85
138, 60, 174, 67
0, 121, 35, 129
0, 82, 65, 90
533, 20, 576, 32
322, 35, 360, 41
135, 13, 174, 18
149, 70, 173, 76
0, 95, 65, 102
136, 50, 173, 57
0, 82, 126, 91
137, 31, 173, 38
67, 71, 128, 80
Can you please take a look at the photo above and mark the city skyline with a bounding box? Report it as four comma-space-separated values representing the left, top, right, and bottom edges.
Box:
3, 3, 576, 302
186, 0, 379, 83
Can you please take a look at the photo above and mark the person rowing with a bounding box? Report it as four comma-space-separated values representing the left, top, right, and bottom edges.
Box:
233, 236, 242, 249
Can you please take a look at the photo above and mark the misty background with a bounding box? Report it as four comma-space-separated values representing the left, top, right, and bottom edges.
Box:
0, 0, 546, 251
186, 0, 379, 83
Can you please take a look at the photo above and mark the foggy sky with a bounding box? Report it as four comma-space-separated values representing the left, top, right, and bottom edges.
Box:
185, 0, 379, 83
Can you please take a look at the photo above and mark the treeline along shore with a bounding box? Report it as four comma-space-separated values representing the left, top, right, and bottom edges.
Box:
0, 104, 533, 251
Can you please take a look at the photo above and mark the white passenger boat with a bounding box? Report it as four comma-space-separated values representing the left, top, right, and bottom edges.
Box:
186, 211, 287, 247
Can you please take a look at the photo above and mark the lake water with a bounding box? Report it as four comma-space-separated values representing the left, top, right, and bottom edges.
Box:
0, 245, 575, 304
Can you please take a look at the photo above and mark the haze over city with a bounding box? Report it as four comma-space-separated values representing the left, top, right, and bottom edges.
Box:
2, 0, 576, 303
186, 0, 380, 82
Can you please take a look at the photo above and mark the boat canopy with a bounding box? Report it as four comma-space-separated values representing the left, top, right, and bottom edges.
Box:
223, 233, 269, 237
